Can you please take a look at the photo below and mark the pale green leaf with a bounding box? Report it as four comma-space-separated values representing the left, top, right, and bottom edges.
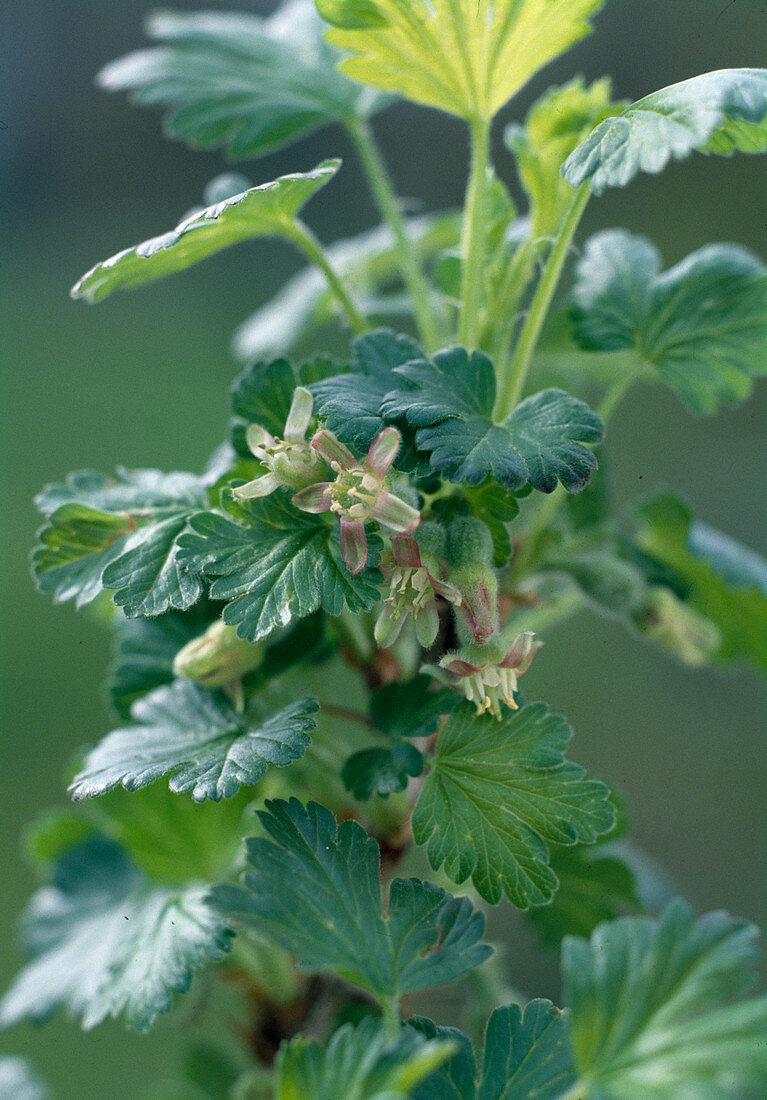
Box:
563, 68, 767, 194
318, 0, 604, 121
71, 160, 340, 303
564, 899, 767, 1098
0, 838, 231, 1032
0, 1058, 51, 1100
99, 2, 387, 160
177, 489, 382, 643
69, 681, 317, 803
32, 468, 208, 613
571, 230, 767, 414
275, 1016, 452, 1100
210, 798, 491, 1000
412, 702, 615, 907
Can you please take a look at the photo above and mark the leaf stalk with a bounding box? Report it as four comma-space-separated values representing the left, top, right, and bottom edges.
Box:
285, 220, 367, 336
459, 115, 492, 349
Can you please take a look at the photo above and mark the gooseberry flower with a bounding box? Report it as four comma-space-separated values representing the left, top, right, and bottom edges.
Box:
439, 631, 542, 719
173, 619, 265, 688
375, 534, 461, 649
292, 427, 420, 574
232, 386, 321, 499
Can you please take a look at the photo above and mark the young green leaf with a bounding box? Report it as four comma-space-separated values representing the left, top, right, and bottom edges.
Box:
177, 489, 382, 644
211, 798, 491, 1001
0, 1058, 51, 1100
69, 681, 317, 803
318, 0, 603, 122
71, 160, 340, 303
571, 230, 767, 414
98, 2, 388, 161
32, 468, 208, 612
564, 68, 767, 194
234, 215, 460, 362
410, 1000, 576, 1099
412, 701, 615, 907
382, 347, 603, 492
0, 838, 231, 1033
275, 1016, 452, 1100
341, 740, 424, 800
369, 674, 457, 739
633, 494, 767, 673
564, 899, 767, 1097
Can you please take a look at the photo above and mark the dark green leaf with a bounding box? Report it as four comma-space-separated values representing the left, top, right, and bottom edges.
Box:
382, 348, 603, 492
32, 468, 207, 613
71, 160, 340, 303
177, 489, 382, 644
369, 675, 457, 739
564, 898, 767, 1097
411, 1000, 576, 1099
564, 68, 767, 194
210, 799, 491, 1001
572, 230, 767, 413
0, 838, 230, 1032
98, 2, 387, 160
634, 494, 767, 672
69, 681, 317, 803
275, 1016, 452, 1100
231, 358, 297, 453
412, 702, 615, 907
0, 1058, 51, 1100
342, 741, 424, 800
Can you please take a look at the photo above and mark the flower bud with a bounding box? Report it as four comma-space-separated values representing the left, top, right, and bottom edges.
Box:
173, 620, 265, 688
633, 588, 721, 667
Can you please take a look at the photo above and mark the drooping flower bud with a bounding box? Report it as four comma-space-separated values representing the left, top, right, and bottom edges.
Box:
438, 631, 542, 719
173, 620, 265, 688
292, 428, 420, 574
232, 386, 321, 500
446, 517, 498, 644
374, 532, 461, 649
633, 587, 721, 667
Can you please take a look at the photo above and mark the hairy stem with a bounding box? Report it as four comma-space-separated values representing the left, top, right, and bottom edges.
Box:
286, 220, 366, 335
350, 118, 441, 352
459, 115, 492, 349
493, 183, 590, 421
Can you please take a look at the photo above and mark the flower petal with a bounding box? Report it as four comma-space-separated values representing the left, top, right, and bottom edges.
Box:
291, 483, 333, 513
390, 533, 423, 569
311, 429, 358, 471
415, 604, 440, 649
374, 604, 404, 648
231, 472, 280, 500
431, 576, 462, 605
438, 654, 482, 676
371, 490, 420, 533
340, 518, 368, 574
365, 427, 401, 479
284, 386, 314, 442
245, 423, 274, 456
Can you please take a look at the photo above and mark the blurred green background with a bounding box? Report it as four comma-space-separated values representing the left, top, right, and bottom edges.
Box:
2, 1, 766, 1095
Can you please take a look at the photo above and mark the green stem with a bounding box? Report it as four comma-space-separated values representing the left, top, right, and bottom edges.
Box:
349, 119, 441, 352
493, 183, 590, 422
380, 995, 401, 1040
286, 220, 366, 335
598, 370, 634, 421
459, 115, 492, 349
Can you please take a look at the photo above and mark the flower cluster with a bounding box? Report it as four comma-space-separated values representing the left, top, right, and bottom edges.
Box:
439, 631, 542, 718
233, 386, 321, 499
375, 534, 461, 649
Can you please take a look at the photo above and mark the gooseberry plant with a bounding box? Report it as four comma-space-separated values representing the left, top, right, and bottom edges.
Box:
5, 2, 767, 1097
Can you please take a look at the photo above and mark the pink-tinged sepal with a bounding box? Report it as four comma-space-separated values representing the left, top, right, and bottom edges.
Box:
390, 533, 423, 570
449, 562, 499, 644
311, 429, 358, 472
500, 630, 542, 672
435, 632, 541, 718
340, 518, 368, 574
371, 490, 420, 533
232, 472, 281, 500
365, 427, 401, 479
292, 483, 333, 513
283, 386, 314, 443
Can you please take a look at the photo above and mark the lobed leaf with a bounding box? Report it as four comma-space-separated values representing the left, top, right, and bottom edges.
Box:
0, 838, 230, 1033
71, 160, 340, 303
382, 346, 603, 492
369, 674, 457, 739
571, 229, 767, 414
32, 467, 208, 613
69, 681, 317, 803
564, 68, 767, 194
98, 1, 387, 161
341, 741, 424, 800
210, 798, 491, 1001
411, 999, 576, 1099
412, 701, 615, 907
319, 0, 604, 121
177, 489, 382, 643
275, 1016, 452, 1100
564, 899, 767, 1097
